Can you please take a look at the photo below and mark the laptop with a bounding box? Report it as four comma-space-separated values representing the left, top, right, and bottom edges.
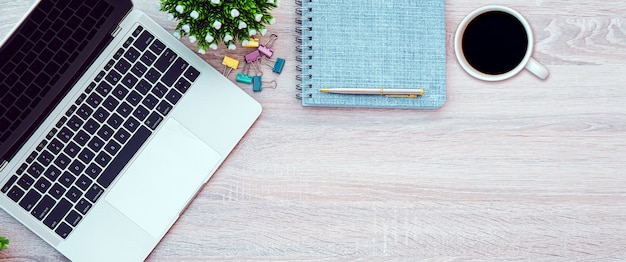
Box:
0, 0, 262, 260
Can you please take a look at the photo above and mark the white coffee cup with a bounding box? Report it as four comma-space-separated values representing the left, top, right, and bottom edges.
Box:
454, 6, 549, 81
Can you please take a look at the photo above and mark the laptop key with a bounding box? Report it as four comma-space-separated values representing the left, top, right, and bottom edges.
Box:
149, 39, 165, 55
104, 139, 121, 156
67, 116, 83, 131
43, 198, 72, 229
156, 100, 173, 116
7, 186, 25, 202
64, 142, 80, 158
94, 151, 111, 167
37, 150, 54, 167
93, 108, 110, 123
112, 85, 129, 100
19, 190, 41, 211
66, 186, 81, 203
34, 177, 52, 194
44, 166, 61, 181
105, 70, 121, 86
133, 105, 149, 121
18, 175, 35, 189
55, 222, 73, 239
86, 93, 103, 108
113, 48, 124, 60
140, 51, 156, 66
117, 102, 132, 118
124, 46, 141, 62
145, 112, 163, 130
88, 136, 105, 152
165, 89, 182, 105
74, 130, 90, 146
131, 62, 147, 77
162, 57, 188, 86
65, 210, 82, 227
57, 127, 73, 143
136, 79, 152, 95
76, 175, 91, 191
96, 81, 113, 97
102, 96, 119, 112
27, 162, 44, 178
134, 30, 154, 51
98, 126, 151, 188
132, 26, 143, 37
85, 184, 103, 203
142, 94, 158, 110
126, 91, 142, 106
184, 66, 200, 82
47, 138, 63, 154
78, 148, 95, 164
121, 74, 138, 89
152, 83, 167, 98
59, 172, 75, 188
68, 159, 85, 176
31, 195, 55, 220
49, 183, 66, 199
85, 163, 102, 179
154, 48, 176, 72
145, 68, 161, 84
77, 104, 93, 120
55, 153, 72, 169
114, 58, 131, 73
75, 198, 92, 214
114, 128, 130, 144
1, 175, 18, 193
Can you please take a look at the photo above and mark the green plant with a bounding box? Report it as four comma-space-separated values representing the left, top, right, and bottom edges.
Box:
0, 236, 8, 250
160, 0, 279, 54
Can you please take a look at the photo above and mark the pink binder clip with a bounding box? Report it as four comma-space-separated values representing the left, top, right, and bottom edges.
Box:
245, 50, 262, 63
258, 34, 278, 58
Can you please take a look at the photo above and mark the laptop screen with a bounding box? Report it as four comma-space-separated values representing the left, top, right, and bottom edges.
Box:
0, 0, 132, 165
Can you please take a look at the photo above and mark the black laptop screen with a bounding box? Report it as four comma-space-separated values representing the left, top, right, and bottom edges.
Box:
0, 0, 132, 164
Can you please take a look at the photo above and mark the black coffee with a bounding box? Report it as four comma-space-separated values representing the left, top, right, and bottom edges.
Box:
462, 11, 528, 75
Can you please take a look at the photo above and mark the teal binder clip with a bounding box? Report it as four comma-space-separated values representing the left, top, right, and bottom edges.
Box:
252, 76, 277, 92
236, 73, 253, 84
236, 63, 254, 84
252, 76, 263, 92
264, 58, 285, 74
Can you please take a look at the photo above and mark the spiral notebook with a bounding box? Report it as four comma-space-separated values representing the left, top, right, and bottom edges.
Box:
296, 0, 447, 109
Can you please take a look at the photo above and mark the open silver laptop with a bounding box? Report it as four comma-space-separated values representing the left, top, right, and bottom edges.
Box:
0, 0, 261, 260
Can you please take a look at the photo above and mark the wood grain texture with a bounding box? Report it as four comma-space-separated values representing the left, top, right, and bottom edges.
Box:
1, 0, 626, 261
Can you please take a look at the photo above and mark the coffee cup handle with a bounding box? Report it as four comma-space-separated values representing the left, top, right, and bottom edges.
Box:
526, 57, 549, 80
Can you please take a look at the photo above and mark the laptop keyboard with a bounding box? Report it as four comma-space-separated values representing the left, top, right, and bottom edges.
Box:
0, 0, 113, 144
1, 25, 200, 239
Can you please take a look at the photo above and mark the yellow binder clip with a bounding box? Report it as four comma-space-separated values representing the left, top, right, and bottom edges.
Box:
222, 56, 239, 77
242, 38, 259, 48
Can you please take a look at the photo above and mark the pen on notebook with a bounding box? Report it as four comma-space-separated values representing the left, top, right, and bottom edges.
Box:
319, 88, 424, 97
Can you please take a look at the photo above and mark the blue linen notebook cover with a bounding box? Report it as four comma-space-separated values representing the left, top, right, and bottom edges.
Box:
297, 0, 446, 109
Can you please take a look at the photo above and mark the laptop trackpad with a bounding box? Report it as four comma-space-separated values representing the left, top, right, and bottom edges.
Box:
105, 118, 222, 239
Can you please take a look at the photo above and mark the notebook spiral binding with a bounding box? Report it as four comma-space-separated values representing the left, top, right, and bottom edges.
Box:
295, 0, 313, 99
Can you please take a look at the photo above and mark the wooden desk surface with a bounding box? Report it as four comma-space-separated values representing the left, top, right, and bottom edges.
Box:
2, 0, 626, 260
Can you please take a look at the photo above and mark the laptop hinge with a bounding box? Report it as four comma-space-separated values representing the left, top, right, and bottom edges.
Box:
0, 160, 7, 173
111, 25, 122, 37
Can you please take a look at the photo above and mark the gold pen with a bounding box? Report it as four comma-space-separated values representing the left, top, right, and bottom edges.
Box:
319, 88, 424, 98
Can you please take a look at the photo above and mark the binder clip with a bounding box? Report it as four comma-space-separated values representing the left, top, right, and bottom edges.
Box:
221, 56, 239, 77
258, 34, 278, 58
244, 50, 263, 75
236, 63, 254, 84
244, 50, 262, 64
242, 37, 259, 48
252, 76, 277, 92
263, 58, 285, 74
